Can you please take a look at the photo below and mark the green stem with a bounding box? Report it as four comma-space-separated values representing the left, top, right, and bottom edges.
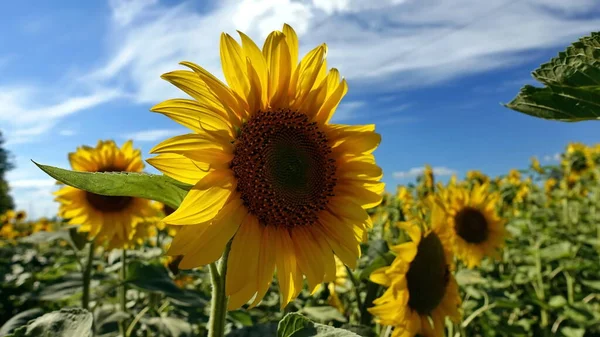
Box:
208, 241, 232, 337
82, 241, 95, 310
120, 249, 128, 337
345, 265, 363, 322
534, 244, 549, 332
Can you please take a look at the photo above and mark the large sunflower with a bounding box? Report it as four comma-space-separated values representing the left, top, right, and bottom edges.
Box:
440, 184, 506, 268
369, 204, 460, 337
147, 24, 384, 309
55, 140, 157, 249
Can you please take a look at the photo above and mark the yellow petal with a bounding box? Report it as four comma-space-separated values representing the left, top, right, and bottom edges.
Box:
291, 227, 324, 290
226, 215, 261, 295
151, 99, 234, 136
178, 198, 247, 268
163, 172, 235, 225
180, 61, 246, 122
150, 133, 233, 165
146, 153, 209, 185
274, 227, 298, 308
315, 78, 347, 124
238, 31, 268, 105
292, 44, 326, 105
282, 24, 299, 72
220, 33, 251, 100
249, 223, 277, 308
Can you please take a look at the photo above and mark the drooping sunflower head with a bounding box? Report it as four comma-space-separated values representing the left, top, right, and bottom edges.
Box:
369, 205, 460, 337
564, 143, 593, 176
466, 170, 489, 185
15, 210, 27, 222
441, 183, 507, 268
530, 156, 544, 174
54, 140, 157, 249
148, 24, 384, 310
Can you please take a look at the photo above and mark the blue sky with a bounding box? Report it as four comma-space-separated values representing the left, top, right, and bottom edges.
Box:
1, 0, 600, 219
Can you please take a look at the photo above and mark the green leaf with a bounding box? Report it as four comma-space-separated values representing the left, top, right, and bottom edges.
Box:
33, 162, 192, 209
455, 269, 486, 286
581, 279, 600, 291
505, 31, 600, 121
359, 239, 394, 280
301, 306, 347, 323
228, 310, 253, 327
0, 308, 44, 336
277, 313, 360, 337
6, 308, 93, 337
561, 327, 586, 337
146, 317, 193, 337
126, 260, 206, 307
539, 242, 572, 262
548, 295, 567, 309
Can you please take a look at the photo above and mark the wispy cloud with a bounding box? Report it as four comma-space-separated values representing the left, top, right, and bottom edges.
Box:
87, 0, 600, 104
0, 87, 121, 145
543, 153, 561, 162
124, 128, 186, 142
393, 166, 456, 179
9, 179, 57, 188
59, 129, 77, 136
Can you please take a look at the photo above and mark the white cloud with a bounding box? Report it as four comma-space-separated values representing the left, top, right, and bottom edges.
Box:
543, 153, 561, 162
86, 0, 600, 104
393, 166, 456, 179
124, 128, 186, 142
59, 129, 77, 136
9, 179, 57, 189
0, 87, 121, 145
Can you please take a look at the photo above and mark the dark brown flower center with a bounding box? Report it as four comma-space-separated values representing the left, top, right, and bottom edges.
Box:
454, 207, 488, 244
85, 167, 133, 213
230, 109, 336, 228
86, 193, 133, 213
163, 205, 175, 216
406, 232, 449, 315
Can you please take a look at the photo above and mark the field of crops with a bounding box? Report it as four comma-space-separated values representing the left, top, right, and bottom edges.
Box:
1, 141, 599, 337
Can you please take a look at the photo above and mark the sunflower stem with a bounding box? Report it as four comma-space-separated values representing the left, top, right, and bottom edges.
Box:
120, 249, 128, 337
81, 241, 95, 311
344, 265, 363, 322
208, 241, 232, 337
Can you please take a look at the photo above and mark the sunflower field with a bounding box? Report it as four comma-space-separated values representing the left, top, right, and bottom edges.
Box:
1, 27, 599, 337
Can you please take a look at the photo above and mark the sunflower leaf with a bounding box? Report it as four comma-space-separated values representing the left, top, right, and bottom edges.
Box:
504, 31, 600, 121
32, 161, 192, 209
5, 308, 93, 337
277, 313, 360, 337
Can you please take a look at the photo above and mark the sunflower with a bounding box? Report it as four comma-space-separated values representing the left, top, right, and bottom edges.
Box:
32, 218, 53, 233
530, 156, 544, 174
15, 210, 26, 222
147, 24, 383, 309
563, 143, 594, 178
466, 170, 489, 185
54, 140, 157, 249
545, 178, 557, 196
440, 184, 506, 268
368, 205, 460, 337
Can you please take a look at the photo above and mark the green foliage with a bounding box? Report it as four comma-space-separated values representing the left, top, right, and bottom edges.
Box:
6, 308, 93, 337
277, 313, 360, 337
0, 130, 14, 213
505, 31, 600, 121
34, 162, 192, 209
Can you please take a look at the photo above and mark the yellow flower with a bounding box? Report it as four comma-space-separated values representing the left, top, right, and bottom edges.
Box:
423, 164, 434, 189
397, 186, 414, 220
369, 205, 460, 337
530, 157, 544, 174
466, 170, 489, 185
0, 223, 17, 240
4, 210, 16, 221
148, 24, 384, 310
32, 218, 53, 233
327, 256, 350, 313
54, 140, 157, 249
15, 210, 26, 222
563, 143, 594, 178
440, 184, 507, 268
544, 178, 557, 196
